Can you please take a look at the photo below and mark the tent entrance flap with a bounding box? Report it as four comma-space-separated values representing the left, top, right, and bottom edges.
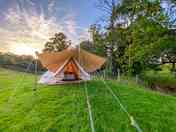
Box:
62, 60, 80, 81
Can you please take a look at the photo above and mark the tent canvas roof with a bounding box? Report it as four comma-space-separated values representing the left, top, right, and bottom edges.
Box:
36, 47, 106, 73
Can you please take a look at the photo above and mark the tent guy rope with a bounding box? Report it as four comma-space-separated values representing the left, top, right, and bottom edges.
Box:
79, 44, 96, 132
84, 81, 96, 132
100, 76, 143, 132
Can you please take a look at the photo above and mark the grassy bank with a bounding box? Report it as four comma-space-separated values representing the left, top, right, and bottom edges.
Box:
141, 65, 176, 93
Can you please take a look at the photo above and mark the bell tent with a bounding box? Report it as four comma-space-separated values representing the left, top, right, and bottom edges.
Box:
36, 46, 106, 84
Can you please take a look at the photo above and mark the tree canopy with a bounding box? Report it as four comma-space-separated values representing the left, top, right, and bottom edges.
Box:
83, 0, 176, 75
43, 32, 71, 52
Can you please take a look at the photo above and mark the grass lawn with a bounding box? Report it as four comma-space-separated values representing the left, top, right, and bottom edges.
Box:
0, 68, 176, 132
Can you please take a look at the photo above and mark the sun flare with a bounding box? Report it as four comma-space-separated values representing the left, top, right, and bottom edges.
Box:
13, 45, 39, 57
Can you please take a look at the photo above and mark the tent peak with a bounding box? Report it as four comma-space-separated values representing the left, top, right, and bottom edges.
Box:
67, 45, 80, 50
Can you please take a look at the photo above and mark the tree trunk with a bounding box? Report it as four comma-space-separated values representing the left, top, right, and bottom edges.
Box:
112, 54, 118, 76
172, 62, 175, 71
110, 4, 119, 76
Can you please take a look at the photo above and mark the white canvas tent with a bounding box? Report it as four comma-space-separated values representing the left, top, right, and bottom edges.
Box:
38, 59, 91, 84
36, 46, 106, 84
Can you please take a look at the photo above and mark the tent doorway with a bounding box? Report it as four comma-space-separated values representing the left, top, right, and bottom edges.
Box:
62, 59, 80, 81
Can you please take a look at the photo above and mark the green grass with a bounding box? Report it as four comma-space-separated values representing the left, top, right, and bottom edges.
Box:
0, 68, 176, 132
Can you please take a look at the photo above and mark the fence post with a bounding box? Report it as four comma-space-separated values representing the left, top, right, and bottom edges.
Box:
117, 69, 120, 81
103, 70, 106, 79
135, 74, 139, 83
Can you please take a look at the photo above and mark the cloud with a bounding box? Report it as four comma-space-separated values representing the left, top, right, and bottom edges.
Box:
62, 13, 91, 44
1, 4, 61, 50
0, 0, 90, 54
48, 0, 56, 13
27, 0, 36, 6
79, 28, 91, 42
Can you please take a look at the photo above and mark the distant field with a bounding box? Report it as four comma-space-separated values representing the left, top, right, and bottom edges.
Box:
0, 68, 176, 132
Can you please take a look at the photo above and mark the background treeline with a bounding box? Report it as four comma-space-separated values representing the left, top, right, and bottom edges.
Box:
80, 0, 176, 76
0, 52, 44, 73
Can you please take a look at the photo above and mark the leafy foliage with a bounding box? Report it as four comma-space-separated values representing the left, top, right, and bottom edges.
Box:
140, 65, 176, 93
43, 32, 71, 52
91, 0, 176, 75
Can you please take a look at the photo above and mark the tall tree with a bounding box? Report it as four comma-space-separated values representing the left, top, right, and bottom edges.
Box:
43, 32, 71, 52
88, 24, 106, 56
97, 0, 122, 75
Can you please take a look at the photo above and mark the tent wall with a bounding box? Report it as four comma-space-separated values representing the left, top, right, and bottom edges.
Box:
38, 59, 90, 84
38, 71, 64, 84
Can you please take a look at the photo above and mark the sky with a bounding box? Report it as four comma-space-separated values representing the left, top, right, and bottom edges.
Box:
0, 0, 101, 56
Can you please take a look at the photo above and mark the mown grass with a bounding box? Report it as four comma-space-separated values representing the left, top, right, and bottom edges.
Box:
0, 68, 176, 132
